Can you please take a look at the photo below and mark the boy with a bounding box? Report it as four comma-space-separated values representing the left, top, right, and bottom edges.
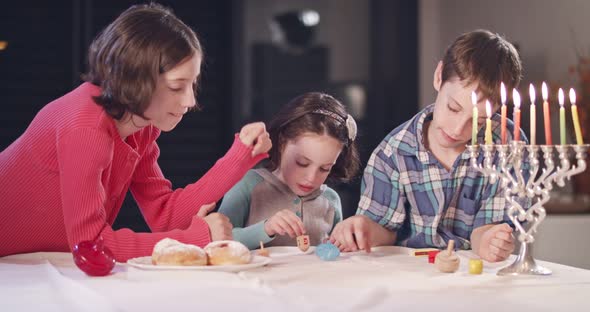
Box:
330, 29, 525, 262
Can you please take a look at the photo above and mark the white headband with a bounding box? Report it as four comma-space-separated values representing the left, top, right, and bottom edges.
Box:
311, 109, 357, 142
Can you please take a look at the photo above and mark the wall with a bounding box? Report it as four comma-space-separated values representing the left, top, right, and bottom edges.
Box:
234, 0, 369, 124
419, 0, 590, 108
536, 214, 590, 269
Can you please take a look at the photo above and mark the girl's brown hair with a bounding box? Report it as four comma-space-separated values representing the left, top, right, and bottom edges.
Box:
441, 29, 522, 106
82, 3, 202, 120
266, 92, 360, 183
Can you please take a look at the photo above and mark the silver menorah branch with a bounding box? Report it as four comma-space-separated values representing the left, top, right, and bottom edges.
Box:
467, 142, 589, 276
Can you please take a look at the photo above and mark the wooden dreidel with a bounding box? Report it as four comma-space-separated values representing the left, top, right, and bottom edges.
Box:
468, 258, 483, 274
295, 204, 309, 252
257, 241, 270, 257
296, 235, 310, 252
435, 240, 460, 273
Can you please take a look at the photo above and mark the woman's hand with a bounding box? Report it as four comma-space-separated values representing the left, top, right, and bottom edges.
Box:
264, 209, 306, 238
239, 122, 272, 157
197, 202, 233, 241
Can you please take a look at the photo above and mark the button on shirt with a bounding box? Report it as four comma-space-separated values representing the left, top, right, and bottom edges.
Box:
357, 104, 528, 249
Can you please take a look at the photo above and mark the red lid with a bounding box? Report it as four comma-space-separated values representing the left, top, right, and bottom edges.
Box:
428, 250, 440, 264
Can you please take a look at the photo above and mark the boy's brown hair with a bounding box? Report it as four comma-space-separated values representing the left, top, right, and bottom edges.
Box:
441, 29, 522, 106
266, 92, 360, 183
83, 3, 202, 120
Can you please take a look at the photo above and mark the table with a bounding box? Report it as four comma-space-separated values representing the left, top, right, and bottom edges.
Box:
1, 247, 589, 311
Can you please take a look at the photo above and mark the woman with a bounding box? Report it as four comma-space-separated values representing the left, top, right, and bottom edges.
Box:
0, 3, 271, 262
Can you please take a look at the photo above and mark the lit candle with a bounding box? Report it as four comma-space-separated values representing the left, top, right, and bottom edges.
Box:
529, 84, 536, 145
500, 82, 507, 144
485, 100, 493, 145
569, 88, 584, 145
513, 89, 521, 141
471, 91, 478, 145
542, 82, 552, 145
558, 88, 566, 145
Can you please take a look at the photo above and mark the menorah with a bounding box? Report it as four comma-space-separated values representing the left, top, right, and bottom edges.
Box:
467, 142, 589, 276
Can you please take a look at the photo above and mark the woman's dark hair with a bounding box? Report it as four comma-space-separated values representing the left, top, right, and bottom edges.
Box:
82, 3, 202, 120
441, 29, 522, 106
266, 92, 360, 183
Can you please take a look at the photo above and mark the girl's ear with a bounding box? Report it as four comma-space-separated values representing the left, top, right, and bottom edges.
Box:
433, 61, 443, 92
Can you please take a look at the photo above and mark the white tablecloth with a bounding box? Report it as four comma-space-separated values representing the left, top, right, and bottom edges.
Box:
1, 247, 589, 311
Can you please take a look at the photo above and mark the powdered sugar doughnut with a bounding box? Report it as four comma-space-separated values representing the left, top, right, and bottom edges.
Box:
204, 240, 251, 265
151, 238, 207, 266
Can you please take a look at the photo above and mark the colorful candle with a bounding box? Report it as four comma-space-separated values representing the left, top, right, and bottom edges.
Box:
569, 88, 584, 145
542, 82, 552, 145
471, 91, 478, 145
558, 88, 566, 145
500, 82, 507, 144
529, 84, 536, 145
485, 100, 493, 145
513, 89, 521, 141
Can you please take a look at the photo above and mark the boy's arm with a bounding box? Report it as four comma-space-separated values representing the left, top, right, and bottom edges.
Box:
471, 125, 525, 261
468, 115, 527, 262
331, 143, 405, 251
480, 117, 532, 226
470, 176, 516, 262
356, 145, 407, 234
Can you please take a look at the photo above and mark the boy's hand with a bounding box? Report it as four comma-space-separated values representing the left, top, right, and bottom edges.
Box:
264, 209, 306, 238
329, 215, 374, 253
476, 223, 514, 262
197, 202, 233, 241
239, 122, 272, 157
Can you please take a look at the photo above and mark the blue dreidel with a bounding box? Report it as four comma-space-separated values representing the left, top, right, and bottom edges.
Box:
315, 242, 340, 261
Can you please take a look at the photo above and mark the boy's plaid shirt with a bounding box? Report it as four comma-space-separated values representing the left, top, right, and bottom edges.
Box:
358, 104, 528, 249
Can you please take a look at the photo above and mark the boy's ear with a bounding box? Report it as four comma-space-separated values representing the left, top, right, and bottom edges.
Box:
433, 61, 443, 92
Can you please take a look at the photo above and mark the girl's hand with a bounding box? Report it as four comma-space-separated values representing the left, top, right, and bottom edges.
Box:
264, 209, 306, 238
239, 122, 272, 157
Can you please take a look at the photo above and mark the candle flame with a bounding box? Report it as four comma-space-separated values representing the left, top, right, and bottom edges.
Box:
485, 100, 492, 118
529, 83, 536, 105
569, 88, 576, 106
542, 82, 548, 101
513, 89, 521, 109
500, 82, 506, 105
558, 88, 564, 107
471, 91, 477, 106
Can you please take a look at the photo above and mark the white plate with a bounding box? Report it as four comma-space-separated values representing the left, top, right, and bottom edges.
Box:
127, 255, 271, 272
254, 246, 314, 258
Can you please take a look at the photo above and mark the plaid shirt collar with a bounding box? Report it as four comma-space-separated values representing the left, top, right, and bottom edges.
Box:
403, 104, 474, 167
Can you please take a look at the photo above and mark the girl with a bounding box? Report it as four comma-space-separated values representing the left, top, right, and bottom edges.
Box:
0, 3, 271, 262
219, 92, 360, 249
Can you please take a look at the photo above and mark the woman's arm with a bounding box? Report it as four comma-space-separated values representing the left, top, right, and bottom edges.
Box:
131, 133, 267, 233
56, 128, 212, 262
